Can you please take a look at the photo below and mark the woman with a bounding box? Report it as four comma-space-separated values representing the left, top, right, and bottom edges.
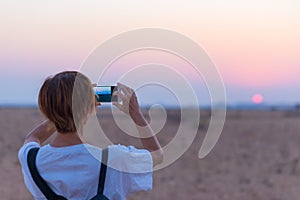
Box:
18, 71, 164, 200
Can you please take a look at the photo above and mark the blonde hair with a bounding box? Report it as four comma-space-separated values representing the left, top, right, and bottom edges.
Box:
38, 71, 95, 133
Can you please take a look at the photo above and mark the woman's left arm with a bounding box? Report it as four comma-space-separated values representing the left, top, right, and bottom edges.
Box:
24, 120, 56, 145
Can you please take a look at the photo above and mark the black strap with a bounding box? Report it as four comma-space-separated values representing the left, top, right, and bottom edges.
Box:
27, 148, 67, 200
98, 148, 108, 195
27, 147, 109, 200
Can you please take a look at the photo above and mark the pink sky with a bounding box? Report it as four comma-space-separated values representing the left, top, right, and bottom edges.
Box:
0, 1, 299, 105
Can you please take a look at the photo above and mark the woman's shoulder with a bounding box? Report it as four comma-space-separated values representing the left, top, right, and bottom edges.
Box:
107, 144, 153, 173
109, 144, 149, 153
18, 141, 40, 165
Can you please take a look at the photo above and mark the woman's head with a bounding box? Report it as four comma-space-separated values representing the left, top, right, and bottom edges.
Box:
38, 71, 95, 133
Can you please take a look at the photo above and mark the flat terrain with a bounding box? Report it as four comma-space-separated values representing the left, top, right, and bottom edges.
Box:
1, 108, 300, 200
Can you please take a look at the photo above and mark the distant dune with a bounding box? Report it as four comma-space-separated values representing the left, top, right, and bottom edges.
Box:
1, 108, 300, 200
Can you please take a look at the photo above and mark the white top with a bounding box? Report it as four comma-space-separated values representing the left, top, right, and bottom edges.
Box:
18, 142, 153, 200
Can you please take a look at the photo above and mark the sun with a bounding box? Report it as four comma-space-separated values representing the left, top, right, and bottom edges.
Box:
252, 94, 264, 104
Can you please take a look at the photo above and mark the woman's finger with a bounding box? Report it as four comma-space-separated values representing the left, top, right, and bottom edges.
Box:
117, 83, 129, 96
113, 91, 127, 102
112, 102, 124, 111
117, 82, 132, 96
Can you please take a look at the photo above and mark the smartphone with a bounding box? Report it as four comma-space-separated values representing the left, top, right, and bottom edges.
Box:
93, 86, 118, 102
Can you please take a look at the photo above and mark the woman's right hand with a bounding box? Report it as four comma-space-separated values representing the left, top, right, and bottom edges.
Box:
113, 83, 164, 166
112, 83, 146, 126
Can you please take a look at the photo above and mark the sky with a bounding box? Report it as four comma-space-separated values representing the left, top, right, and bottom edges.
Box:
0, 0, 299, 107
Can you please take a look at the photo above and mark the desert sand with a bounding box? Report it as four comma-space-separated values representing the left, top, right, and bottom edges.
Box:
1, 107, 300, 200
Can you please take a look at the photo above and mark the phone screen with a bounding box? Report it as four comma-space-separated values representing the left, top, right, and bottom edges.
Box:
94, 86, 118, 102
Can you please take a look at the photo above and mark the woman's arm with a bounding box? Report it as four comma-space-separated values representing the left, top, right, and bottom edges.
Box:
24, 120, 56, 145
131, 111, 164, 166
113, 83, 164, 167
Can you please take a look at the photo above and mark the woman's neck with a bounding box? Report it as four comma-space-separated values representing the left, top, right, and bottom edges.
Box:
50, 132, 83, 147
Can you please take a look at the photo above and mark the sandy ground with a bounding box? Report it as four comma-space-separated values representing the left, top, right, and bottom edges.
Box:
1, 108, 300, 200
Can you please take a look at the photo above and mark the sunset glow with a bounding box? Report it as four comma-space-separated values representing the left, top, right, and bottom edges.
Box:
252, 94, 264, 104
